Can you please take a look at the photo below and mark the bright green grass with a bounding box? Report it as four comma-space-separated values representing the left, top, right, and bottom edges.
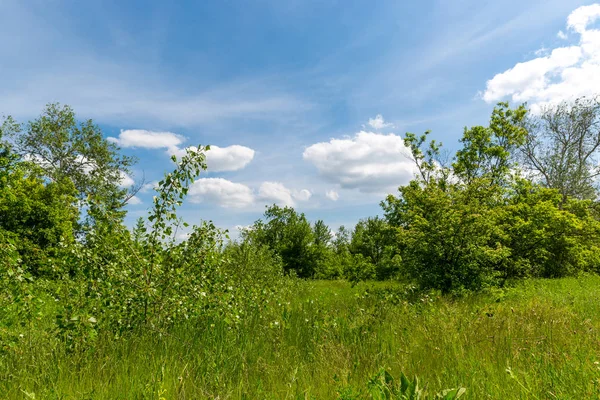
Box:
3, 276, 600, 399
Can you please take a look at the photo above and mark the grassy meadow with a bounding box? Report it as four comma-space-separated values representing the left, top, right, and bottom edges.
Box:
2, 276, 600, 399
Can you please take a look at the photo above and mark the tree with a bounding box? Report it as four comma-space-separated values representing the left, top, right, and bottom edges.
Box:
250, 205, 317, 277
310, 220, 339, 279
0, 172, 78, 276
519, 97, 600, 204
453, 102, 527, 187
0, 115, 79, 276
9, 103, 137, 224
382, 103, 528, 293
313, 220, 332, 246
499, 179, 600, 279
349, 217, 399, 280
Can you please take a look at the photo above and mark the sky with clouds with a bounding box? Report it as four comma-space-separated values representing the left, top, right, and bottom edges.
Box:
1, 0, 598, 235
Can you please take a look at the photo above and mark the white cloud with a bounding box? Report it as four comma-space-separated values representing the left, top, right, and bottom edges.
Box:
326, 190, 340, 201
110, 130, 255, 172
168, 144, 255, 172
140, 180, 159, 193
293, 189, 312, 202
567, 4, 600, 34
258, 181, 295, 207
483, 4, 600, 110
176, 232, 191, 241
187, 178, 310, 208
127, 195, 143, 205
303, 131, 417, 193
108, 129, 185, 151
119, 171, 135, 188
368, 114, 393, 130
557, 30, 568, 40
205, 145, 255, 172
188, 178, 255, 208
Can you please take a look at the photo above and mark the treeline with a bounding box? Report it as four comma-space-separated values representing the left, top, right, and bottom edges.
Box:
1, 98, 600, 345
235, 207, 399, 281
237, 98, 600, 293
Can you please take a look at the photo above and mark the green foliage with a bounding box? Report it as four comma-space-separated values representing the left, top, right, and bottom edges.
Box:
66, 145, 226, 332
5, 277, 600, 398
2, 100, 600, 398
8, 103, 136, 226
0, 170, 78, 276
249, 205, 319, 277
384, 101, 600, 293
350, 217, 400, 280
368, 368, 465, 400
386, 180, 508, 293
345, 253, 377, 283
500, 180, 600, 279
453, 102, 527, 187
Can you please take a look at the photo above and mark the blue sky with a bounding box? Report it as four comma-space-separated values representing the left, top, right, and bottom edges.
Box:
2, 0, 599, 236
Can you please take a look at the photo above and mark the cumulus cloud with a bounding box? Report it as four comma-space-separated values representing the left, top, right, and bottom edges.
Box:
186, 178, 310, 208
188, 178, 255, 208
168, 144, 255, 172
140, 180, 159, 193
326, 190, 340, 201
483, 4, 600, 111
109, 130, 255, 172
205, 145, 255, 172
258, 182, 295, 207
568, 4, 600, 34
368, 114, 393, 130
118, 171, 135, 188
127, 195, 143, 205
293, 189, 312, 202
303, 131, 417, 193
108, 130, 184, 154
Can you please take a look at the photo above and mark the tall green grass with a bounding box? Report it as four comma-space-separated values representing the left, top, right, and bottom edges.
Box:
2, 276, 600, 399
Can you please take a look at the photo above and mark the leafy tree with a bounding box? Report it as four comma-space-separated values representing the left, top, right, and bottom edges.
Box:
0, 117, 20, 177
250, 205, 317, 278
8, 103, 136, 225
349, 217, 399, 280
499, 179, 600, 279
453, 103, 527, 187
383, 103, 528, 293
0, 171, 78, 276
313, 220, 332, 246
0, 116, 79, 276
310, 220, 339, 279
67, 146, 226, 330
519, 97, 600, 204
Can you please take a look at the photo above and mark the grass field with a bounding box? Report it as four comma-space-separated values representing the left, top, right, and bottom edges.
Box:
3, 276, 600, 399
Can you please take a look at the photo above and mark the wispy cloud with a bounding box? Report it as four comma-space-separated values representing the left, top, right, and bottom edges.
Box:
0, 2, 310, 127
